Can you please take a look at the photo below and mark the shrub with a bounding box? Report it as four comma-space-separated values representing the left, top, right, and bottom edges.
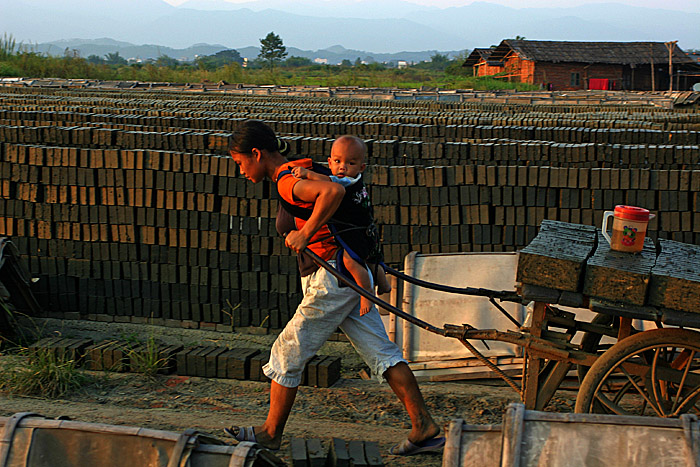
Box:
0, 348, 87, 398
127, 335, 168, 379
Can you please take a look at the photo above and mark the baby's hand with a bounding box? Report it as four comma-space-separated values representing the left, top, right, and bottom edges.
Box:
291, 167, 309, 179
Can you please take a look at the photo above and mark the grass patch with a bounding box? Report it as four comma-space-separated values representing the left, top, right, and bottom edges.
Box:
127, 336, 169, 379
0, 347, 88, 398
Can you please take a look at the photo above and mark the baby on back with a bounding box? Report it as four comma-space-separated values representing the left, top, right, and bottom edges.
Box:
292, 135, 390, 315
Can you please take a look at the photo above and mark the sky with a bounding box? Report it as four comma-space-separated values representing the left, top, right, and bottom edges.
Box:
4, 0, 698, 53
162, 0, 700, 13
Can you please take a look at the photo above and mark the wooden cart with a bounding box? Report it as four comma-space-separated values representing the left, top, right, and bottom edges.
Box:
309, 219, 700, 418
456, 293, 700, 417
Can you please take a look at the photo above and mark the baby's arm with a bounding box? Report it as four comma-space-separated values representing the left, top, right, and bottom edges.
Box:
291, 166, 331, 182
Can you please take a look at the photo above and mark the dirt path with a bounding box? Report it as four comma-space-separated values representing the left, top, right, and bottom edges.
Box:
0, 369, 552, 466
0, 320, 579, 465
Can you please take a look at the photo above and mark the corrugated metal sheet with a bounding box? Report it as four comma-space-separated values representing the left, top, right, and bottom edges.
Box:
443, 404, 700, 467
0, 414, 284, 467
672, 91, 700, 105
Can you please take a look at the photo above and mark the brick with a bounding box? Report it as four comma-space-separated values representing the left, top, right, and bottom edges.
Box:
347, 441, 368, 467
327, 439, 351, 467
249, 350, 271, 382
317, 356, 341, 388
648, 239, 700, 313
517, 220, 597, 293
85, 341, 115, 370
188, 346, 212, 377
219, 347, 260, 380
176, 347, 192, 375
291, 438, 308, 467
584, 233, 656, 306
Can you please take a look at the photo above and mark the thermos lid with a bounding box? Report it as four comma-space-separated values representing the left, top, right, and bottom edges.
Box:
614, 205, 651, 221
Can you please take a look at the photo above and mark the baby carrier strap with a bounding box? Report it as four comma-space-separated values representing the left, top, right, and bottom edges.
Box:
276, 162, 331, 221
275, 162, 368, 286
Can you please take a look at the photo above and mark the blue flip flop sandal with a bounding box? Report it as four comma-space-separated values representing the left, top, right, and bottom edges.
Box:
389, 436, 446, 456
223, 426, 257, 443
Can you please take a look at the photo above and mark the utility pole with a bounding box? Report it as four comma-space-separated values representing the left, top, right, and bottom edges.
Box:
649, 44, 655, 92
665, 41, 677, 92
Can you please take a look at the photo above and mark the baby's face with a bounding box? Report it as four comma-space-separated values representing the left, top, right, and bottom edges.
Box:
327, 152, 365, 178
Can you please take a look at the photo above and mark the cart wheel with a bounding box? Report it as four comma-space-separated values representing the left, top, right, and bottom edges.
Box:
577, 313, 617, 383
575, 328, 700, 417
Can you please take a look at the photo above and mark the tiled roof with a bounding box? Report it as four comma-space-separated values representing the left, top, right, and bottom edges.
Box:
488, 40, 696, 66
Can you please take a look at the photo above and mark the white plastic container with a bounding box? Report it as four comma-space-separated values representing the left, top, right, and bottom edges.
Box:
601, 205, 653, 253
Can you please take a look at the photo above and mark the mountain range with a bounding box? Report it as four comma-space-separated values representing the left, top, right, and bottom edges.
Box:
2, 0, 699, 55
33, 38, 456, 64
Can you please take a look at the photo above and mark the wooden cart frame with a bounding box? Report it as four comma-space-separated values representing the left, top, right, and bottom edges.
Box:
306, 248, 700, 418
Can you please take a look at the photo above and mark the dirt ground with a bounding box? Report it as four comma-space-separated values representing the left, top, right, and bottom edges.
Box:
0, 318, 578, 466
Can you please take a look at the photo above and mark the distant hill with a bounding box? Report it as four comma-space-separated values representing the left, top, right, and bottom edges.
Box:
179, 0, 434, 18
35, 39, 460, 64
36, 39, 231, 62
2, 0, 699, 53
2, 0, 462, 52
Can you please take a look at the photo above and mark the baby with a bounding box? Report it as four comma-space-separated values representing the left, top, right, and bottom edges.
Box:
292, 135, 390, 316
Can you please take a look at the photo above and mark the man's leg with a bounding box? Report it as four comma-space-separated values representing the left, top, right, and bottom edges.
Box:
252, 381, 298, 450
384, 362, 441, 444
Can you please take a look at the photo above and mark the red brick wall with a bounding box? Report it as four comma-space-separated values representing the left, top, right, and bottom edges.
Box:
476, 63, 505, 77
533, 63, 623, 91
521, 60, 535, 84
487, 51, 692, 90
503, 55, 524, 83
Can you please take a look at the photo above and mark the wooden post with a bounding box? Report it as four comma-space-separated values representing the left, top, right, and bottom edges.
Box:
631, 67, 635, 90
665, 41, 677, 92
618, 317, 633, 340
650, 44, 655, 91
523, 301, 547, 409
501, 403, 525, 467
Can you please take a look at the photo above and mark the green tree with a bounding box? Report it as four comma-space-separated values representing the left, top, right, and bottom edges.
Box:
445, 50, 471, 76
104, 52, 127, 65
212, 49, 243, 65
196, 49, 243, 70
340, 59, 352, 68
86, 54, 105, 64
284, 56, 312, 68
412, 53, 451, 71
429, 53, 450, 70
258, 32, 287, 71
64, 47, 80, 58
155, 54, 179, 68
0, 33, 18, 60
217, 49, 242, 61
216, 62, 243, 83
